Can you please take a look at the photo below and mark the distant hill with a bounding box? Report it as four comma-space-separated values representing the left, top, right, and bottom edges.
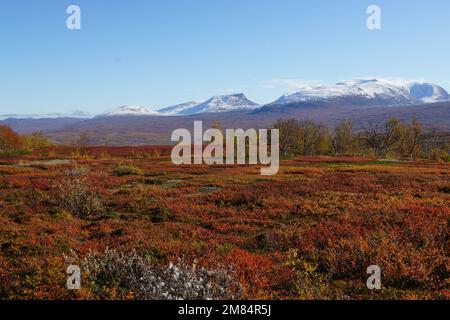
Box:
0, 117, 88, 135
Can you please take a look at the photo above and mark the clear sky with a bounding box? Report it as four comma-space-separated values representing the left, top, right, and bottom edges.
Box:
1, 0, 449, 115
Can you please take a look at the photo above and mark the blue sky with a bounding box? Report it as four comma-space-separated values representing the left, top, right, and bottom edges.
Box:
1, 0, 449, 114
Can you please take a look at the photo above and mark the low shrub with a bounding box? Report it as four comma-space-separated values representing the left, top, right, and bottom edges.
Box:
286, 249, 331, 300
430, 149, 450, 163
438, 185, 450, 194
113, 164, 143, 176
149, 206, 172, 223
55, 177, 105, 219
66, 166, 91, 176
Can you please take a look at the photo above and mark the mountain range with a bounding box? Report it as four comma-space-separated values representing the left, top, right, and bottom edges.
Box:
271, 79, 449, 106
1, 78, 449, 145
97, 79, 450, 118
95, 93, 260, 118
2, 79, 449, 120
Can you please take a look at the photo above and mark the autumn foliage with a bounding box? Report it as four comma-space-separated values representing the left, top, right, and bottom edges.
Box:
0, 126, 53, 155
0, 126, 22, 154
0, 146, 448, 300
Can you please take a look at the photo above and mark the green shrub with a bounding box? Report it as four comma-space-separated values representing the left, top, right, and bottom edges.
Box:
286, 249, 331, 300
430, 149, 450, 163
113, 164, 143, 176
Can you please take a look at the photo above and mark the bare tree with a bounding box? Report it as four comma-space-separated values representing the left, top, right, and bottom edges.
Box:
76, 132, 91, 149
364, 118, 401, 158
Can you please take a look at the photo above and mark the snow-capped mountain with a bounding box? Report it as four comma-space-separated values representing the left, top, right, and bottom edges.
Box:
91, 95, 260, 118
272, 79, 450, 106
96, 105, 164, 118
174, 93, 260, 115
6, 78, 447, 122
157, 101, 200, 115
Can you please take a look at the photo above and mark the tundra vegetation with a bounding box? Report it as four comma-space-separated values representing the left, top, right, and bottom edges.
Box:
0, 120, 448, 300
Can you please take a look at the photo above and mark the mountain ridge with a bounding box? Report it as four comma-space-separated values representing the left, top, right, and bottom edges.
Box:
96, 105, 164, 118
269, 79, 449, 107
2, 79, 448, 120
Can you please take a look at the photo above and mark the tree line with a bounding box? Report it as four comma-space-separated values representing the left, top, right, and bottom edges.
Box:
272, 118, 450, 162
1, 120, 449, 162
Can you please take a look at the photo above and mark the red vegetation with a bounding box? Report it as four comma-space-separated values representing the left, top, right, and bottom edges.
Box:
0, 146, 448, 300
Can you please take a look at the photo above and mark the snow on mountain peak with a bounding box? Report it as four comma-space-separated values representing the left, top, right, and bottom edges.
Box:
98, 105, 164, 118
157, 101, 201, 115
85, 79, 450, 119
274, 78, 450, 106
178, 93, 260, 115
